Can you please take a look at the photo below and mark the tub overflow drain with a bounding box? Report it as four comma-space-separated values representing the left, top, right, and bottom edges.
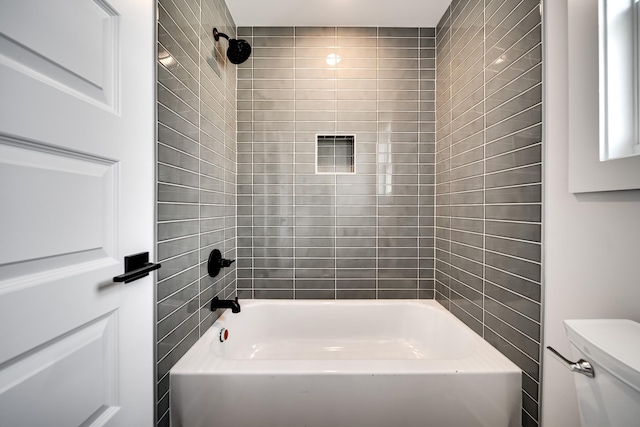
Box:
219, 328, 229, 342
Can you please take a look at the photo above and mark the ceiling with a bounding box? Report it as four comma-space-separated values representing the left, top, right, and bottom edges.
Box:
225, 0, 451, 28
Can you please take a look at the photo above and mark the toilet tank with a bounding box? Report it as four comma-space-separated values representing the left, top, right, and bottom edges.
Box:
565, 319, 640, 427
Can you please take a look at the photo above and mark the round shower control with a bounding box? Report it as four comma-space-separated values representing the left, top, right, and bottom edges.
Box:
219, 328, 229, 342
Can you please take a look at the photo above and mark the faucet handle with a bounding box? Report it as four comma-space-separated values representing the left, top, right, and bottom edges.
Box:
221, 258, 235, 268
547, 346, 595, 378
207, 249, 235, 277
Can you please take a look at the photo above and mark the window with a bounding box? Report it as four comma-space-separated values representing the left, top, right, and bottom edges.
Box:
567, 0, 640, 192
599, 0, 640, 160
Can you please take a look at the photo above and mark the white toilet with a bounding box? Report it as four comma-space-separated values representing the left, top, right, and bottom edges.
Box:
564, 319, 640, 427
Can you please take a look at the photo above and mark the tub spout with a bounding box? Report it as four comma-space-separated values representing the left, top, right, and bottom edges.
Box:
210, 297, 241, 313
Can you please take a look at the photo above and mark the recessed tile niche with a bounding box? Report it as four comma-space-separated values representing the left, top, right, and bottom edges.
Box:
316, 135, 355, 174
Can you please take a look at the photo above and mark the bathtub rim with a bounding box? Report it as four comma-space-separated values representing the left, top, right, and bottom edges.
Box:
170, 299, 521, 376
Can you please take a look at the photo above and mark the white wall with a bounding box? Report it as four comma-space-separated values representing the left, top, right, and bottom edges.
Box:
543, 0, 640, 425
226, 0, 450, 27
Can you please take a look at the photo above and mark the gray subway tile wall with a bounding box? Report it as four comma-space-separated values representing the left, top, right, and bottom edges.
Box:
236, 27, 436, 300
156, 0, 237, 425
436, 0, 542, 426
154, 1, 542, 425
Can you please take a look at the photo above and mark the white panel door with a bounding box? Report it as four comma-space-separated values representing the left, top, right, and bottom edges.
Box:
0, 0, 155, 425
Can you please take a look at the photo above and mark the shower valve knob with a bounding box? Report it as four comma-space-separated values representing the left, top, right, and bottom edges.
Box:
207, 249, 235, 277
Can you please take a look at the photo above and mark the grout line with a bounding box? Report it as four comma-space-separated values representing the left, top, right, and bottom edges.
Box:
293, 27, 297, 299
157, 160, 200, 176
485, 60, 542, 97
487, 0, 540, 51
447, 11, 453, 307
196, 0, 202, 338
250, 26, 255, 300
157, 409, 169, 427
157, 24, 199, 81
450, 0, 484, 48
485, 323, 541, 366
485, 277, 542, 308
157, 279, 199, 308
522, 408, 539, 426
418, 29, 422, 299
156, 370, 170, 388
333, 28, 338, 300
157, 321, 199, 366
486, 32, 542, 82
484, 261, 541, 285
450, 0, 476, 28
158, 122, 199, 145
448, 47, 484, 93
484, 247, 542, 266
449, 297, 483, 323
157, 62, 200, 104
482, 0, 487, 339
522, 368, 540, 386
485, 293, 542, 326
376, 26, 379, 300
485, 0, 533, 46
155, 247, 199, 266
485, 85, 542, 119
157, 305, 199, 347
166, 0, 199, 39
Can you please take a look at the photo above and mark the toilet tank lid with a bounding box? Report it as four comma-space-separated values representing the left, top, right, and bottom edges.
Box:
565, 319, 640, 392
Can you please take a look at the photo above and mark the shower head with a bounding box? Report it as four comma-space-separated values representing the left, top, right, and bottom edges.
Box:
213, 28, 252, 65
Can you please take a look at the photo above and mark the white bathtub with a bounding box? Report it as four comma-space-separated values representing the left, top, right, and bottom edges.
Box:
170, 299, 521, 427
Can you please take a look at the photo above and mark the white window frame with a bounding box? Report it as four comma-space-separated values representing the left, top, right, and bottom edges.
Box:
599, 0, 640, 160
567, 0, 640, 192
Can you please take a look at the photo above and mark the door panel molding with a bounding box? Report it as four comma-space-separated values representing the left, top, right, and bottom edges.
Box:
0, 0, 119, 111
0, 133, 118, 268
0, 312, 120, 427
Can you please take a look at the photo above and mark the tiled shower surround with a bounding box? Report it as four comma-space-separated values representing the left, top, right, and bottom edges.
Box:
155, 0, 543, 425
155, 0, 237, 424
236, 27, 437, 299
435, 0, 542, 425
